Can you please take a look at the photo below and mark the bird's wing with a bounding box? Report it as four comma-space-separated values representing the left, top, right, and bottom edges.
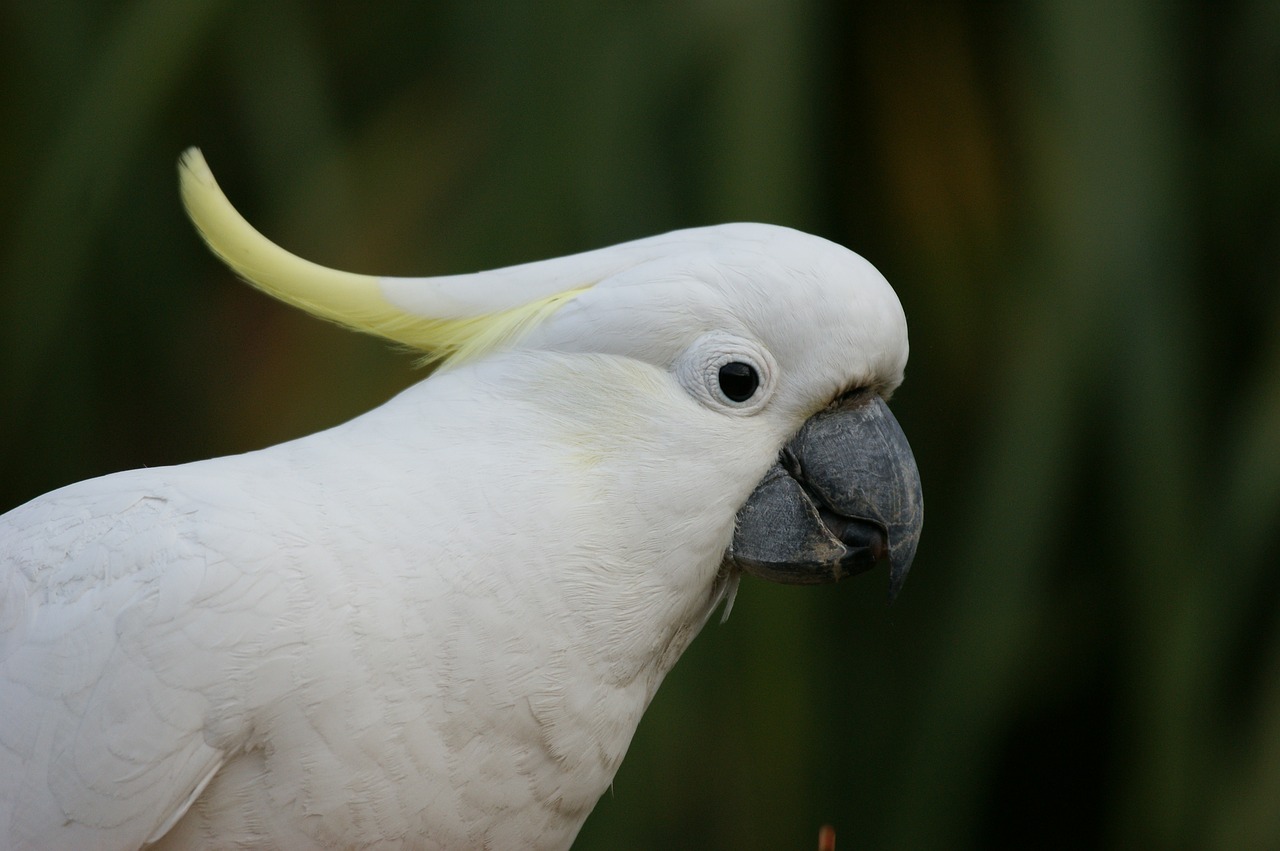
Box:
0, 467, 282, 848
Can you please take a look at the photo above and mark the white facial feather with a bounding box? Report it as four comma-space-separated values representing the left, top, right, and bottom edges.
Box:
521, 222, 909, 428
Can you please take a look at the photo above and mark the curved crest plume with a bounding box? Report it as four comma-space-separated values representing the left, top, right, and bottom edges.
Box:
178, 148, 590, 366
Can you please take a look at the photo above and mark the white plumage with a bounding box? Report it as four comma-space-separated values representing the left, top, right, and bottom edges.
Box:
0, 151, 918, 849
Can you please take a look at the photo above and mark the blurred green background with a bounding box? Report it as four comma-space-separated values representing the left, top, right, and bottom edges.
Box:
2, 1, 1278, 848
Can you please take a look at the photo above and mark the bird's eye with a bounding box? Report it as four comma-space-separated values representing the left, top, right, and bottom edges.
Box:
718, 362, 760, 402
675, 333, 775, 414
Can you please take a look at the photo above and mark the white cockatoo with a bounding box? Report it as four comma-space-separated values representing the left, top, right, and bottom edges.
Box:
0, 149, 922, 849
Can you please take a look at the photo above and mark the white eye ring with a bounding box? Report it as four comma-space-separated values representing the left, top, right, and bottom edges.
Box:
674, 332, 777, 415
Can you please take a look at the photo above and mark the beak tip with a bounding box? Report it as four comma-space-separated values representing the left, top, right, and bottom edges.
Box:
885, 534, 919, 603
887, 564, 909, 603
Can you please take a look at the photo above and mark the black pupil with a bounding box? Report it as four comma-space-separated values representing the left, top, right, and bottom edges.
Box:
718, 362, 759, 402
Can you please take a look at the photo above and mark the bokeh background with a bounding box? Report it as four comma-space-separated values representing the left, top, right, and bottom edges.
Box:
2, 1, 1278, 848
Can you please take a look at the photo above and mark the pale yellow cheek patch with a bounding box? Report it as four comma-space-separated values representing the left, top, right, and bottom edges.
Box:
535, 357, 704, 461
178, 148, 588, 367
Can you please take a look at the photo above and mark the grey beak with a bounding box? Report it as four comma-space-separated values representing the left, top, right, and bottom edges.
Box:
727, 392, 923, 599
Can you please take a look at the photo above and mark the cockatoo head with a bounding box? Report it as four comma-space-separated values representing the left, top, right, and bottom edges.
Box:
179, 149, 922, 597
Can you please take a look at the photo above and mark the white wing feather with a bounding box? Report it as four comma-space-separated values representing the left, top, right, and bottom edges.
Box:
0, 469, 282, 848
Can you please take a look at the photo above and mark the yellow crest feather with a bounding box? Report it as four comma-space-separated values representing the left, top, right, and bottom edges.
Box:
178, 148, 587, 367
